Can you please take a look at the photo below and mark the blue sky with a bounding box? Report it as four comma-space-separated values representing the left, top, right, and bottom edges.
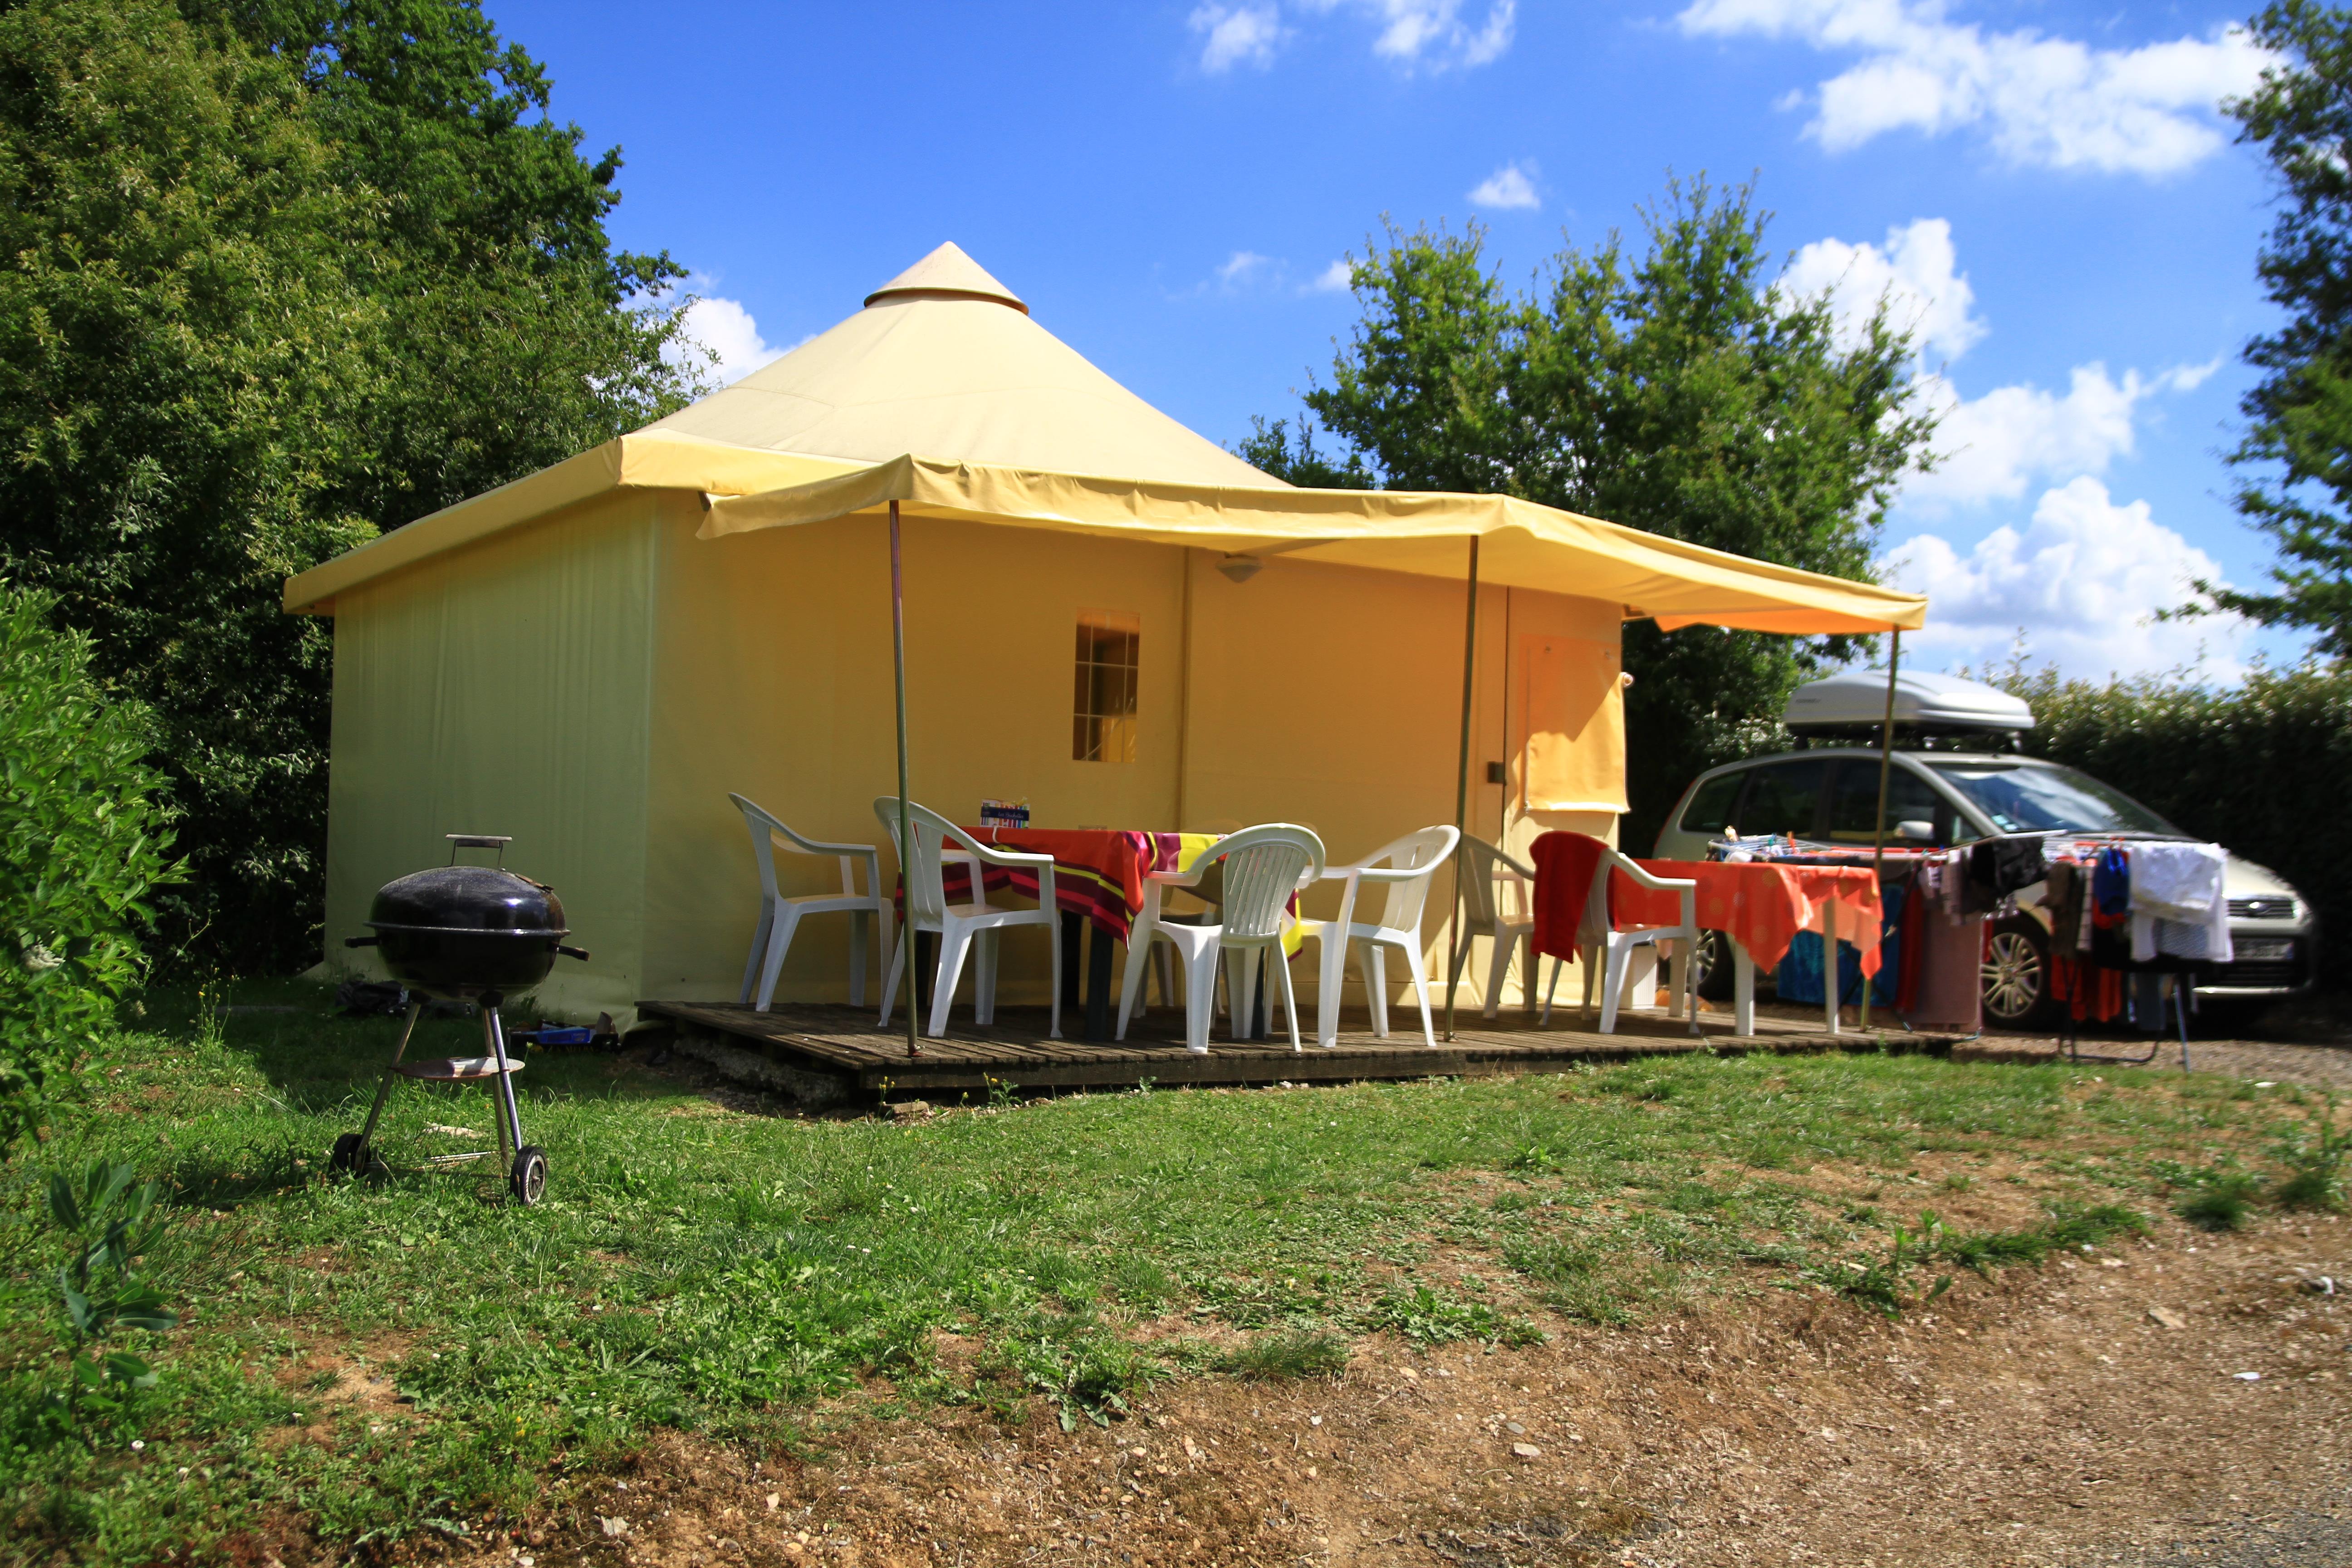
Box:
492, 0, 2298, 680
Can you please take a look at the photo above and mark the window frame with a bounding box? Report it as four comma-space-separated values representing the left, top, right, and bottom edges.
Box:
1729, 757, 1832, 841
1821, 758, 1960, 847
1072, 608, 1141, 764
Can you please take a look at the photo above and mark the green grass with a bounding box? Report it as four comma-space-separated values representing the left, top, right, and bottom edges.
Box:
0, 980, 2324, 1563
2174, 1168, 2267, 1230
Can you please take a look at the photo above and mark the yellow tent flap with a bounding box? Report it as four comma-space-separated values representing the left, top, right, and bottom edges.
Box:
1519, 635, 1628, 813
699, 454, 1929, 635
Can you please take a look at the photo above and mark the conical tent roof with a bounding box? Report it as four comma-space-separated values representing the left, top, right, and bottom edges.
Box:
645, 242, 1280, 488
860, 242, 1029, 312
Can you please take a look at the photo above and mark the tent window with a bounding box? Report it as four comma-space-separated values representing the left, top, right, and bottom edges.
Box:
1073, 610, 1140, 763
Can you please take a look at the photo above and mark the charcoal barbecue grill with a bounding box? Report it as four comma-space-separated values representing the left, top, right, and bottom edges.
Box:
334, 835, 588, 1204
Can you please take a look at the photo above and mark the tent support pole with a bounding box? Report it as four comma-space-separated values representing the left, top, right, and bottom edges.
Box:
1859, 629, 1900, 1034
1444, 537, 1480, 1043
891, 500, 919, 1059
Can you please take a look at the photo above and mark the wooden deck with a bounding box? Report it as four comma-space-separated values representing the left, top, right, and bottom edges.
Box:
638, 999, 1971, 1096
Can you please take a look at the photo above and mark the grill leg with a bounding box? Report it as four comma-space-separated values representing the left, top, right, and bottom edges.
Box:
485, 1007, 524, 1161
356, 1001, 423, 1166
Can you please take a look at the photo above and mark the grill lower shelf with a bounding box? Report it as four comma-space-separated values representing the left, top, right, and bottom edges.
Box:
395, 1056, 528, 1082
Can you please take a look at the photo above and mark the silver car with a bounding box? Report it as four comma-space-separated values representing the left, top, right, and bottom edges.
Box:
1652, 748, 2317, 1027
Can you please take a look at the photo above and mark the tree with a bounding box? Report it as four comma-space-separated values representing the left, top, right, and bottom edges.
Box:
0, 0, 700, 972
1251, 181, 1931, 846
2199, 1, 2352, 657
192, 0, 697, 529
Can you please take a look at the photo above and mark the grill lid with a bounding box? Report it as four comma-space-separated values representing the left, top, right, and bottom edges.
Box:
365, 864, 569, 937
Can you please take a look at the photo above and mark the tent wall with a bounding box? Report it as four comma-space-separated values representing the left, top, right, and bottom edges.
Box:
1183, 555, 1620, 1010
320, 493, 660, 1024
640, 509, 1189, 1004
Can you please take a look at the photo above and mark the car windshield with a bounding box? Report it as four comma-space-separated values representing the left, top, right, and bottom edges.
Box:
1924, 759, 2182, 837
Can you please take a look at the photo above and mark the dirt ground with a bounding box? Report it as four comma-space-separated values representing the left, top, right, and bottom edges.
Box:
435, 1204, 2347, 1568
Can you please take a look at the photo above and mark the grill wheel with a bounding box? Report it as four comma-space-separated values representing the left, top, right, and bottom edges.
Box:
510, 1146, 549, 1206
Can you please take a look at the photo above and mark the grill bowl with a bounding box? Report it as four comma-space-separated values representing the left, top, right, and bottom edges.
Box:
363, 864, 572, 997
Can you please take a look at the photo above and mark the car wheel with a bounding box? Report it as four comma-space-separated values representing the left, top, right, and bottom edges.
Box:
1981, 918, 2056, 1029
1683, 930, 1738, 1002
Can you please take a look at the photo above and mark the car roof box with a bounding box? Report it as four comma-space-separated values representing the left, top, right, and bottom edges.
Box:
1783, 668, 2034, 738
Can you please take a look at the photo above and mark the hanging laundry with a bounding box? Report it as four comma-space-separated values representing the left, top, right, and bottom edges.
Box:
2038, 860, 2087, 952
2126, 842, 2232, 965
2049, 951, 2127, 1023
2085, 848, 2136, 967
1962, 836, 2047, 915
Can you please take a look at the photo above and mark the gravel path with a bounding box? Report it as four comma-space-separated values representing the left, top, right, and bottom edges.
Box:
1959, 1034, 2352, 1090
2096, 1509, 2352, 1566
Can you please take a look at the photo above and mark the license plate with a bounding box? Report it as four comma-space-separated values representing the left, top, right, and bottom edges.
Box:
2234, 937, 2295, 962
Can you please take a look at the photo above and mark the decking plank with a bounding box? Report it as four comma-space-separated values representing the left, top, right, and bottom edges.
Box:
639, 998, 1962, 1097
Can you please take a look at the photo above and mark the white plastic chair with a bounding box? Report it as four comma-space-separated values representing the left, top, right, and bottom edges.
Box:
1450, 834, 1549, 1019
728, 794, 893, 1014
873, 798, 1062, 1039
1537, 833, 1700, 1034
1294, 826, 1461, 1049
1115, 825, 1323, 1054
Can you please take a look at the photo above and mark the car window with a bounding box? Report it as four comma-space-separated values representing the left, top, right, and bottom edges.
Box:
1677, 772, 1745, 836
1825, 763, 1950, 844
1925, 760, 2180, 836
1732, 759, 1828, 839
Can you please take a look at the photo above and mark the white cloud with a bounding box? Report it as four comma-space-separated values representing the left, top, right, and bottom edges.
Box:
1677, 0, 2272, 176
1884, 477, 2250, 677
1782, 219, 2218, 508
1784, 216, 1984, 362
1196, 0, 1514, 72
653, 281, 786, 388
1354, 0, 1517, 67
2165, 354, 2225, 393
1308, 258, 1355, 292
1217, 250, 1274, 287
1468, 161, 1540, 210
1906, 362, 2154, 507
1191, 3, 1283, 72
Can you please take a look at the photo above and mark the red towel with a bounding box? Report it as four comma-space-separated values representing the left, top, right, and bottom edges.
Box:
1530, 831, 1612, 961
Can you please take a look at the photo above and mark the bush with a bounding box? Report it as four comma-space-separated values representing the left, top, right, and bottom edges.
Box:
1992, 661, 2352, 985
0, 588, 175, 1148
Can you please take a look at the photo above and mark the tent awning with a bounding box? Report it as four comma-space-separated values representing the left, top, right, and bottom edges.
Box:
281, 433, 863, 614
699, 454, 1928, 635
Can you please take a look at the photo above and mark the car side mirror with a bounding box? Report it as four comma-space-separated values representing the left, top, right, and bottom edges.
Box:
1895, 818, 1937, 844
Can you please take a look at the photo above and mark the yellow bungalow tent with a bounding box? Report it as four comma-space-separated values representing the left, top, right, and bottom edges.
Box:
287, 244, 1924, 1028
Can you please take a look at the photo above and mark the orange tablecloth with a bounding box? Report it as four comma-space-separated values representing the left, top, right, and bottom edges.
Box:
1612, 859, 1884, 976
937, 828, 1194, 940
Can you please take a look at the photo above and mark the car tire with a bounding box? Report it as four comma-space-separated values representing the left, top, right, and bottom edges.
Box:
1981, 917, 2058, 1029
1683, 930, 1738, 1003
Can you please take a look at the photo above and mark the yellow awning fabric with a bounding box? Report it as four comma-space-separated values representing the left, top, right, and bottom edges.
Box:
699, 454, 1928, 635
282, 432, 863, 614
